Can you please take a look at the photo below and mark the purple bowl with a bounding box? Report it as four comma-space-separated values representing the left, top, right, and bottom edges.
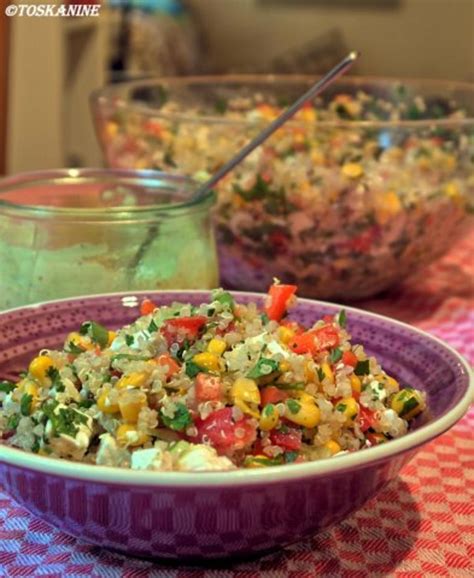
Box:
0, 291, 472, 560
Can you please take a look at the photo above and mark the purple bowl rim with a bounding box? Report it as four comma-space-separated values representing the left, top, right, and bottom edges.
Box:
0, 290, 472, 488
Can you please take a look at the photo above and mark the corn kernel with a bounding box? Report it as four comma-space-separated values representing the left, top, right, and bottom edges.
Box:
115, 372, 148, 390
231, 377, 261, 419
300, 107, 317, 123
118, 389, 147, 423
385, 375, 400, 392
278, 326, 295, 345
259, 403, 279, 431
192, 352, 220, 373
341, 163, 363, 179
116, 424, 149, 447
107, 331, 116, 346
350, 374, 362, 394
105, 122, 118, 138
66, 331, 93, 352
335, 397, 359, 425
285, 398, 320, 428
97, 391, 119, 414
207, 338, 227, 356
244, 455, 273, 468
391, 388, 425, 420
324, 440, 341, 455
321, 362, 334, 384
304, 360, 317, 382
279, 360, 291, 373
375, 191, 402, 224
134, 159, 149, 170
29, 355, 57, 383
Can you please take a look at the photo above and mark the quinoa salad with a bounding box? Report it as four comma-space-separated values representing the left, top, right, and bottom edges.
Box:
0, 284, 427, 472
95, 80, 474, 299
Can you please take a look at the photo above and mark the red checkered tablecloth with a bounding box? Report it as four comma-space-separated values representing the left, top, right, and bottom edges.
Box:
0, 230, 473, 578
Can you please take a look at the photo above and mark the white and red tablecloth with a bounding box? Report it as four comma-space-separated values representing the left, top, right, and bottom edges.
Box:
1, 230, 473, 578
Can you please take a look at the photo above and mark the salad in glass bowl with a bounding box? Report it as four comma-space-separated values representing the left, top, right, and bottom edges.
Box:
92, 76, 474, 299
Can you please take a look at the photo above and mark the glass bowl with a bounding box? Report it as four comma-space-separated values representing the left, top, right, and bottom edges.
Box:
0, 169, 218, 310
91, 76, 474, 300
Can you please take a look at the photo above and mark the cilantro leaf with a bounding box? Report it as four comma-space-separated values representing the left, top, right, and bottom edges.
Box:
286, 399, 301, 414
148, 319, 159, 333
317, 368, 325, 382
160, 403, 192, 432
354, 360, 370, 376
20, 393, 33, 416
43, 401, 88, 438
247, 358, 279, 379
6, 414, 20, 431
65, 341, 85, 355
125, 334, 134, 346
328, 348, 343, 364
212, 290, 235, 310
185, 360, 203, 378
46, 367, 65, 392
79, 321, 109, 348
0, 380, 15, 394
337, 310, 347, 328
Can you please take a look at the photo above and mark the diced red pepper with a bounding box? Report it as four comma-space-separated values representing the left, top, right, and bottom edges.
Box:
270, 428, 302, 451
160, 316, 207, 346
155, 354, 180, 379
260, 386, 288, 407
288, 325, 340, 355
265, 283, 297, 322
140, 298, 158, 316
342, 351, 358, 368
190, 407, 256, 455
195, 373, 222, 403
358, 406, 377, 432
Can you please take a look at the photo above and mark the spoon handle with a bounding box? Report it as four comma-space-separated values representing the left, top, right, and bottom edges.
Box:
194, 51, 359, 198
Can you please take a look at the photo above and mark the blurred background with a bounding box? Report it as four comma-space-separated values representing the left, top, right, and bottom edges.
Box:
0, 0, 473, 175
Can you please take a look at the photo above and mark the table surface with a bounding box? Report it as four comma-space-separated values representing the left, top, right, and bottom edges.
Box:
1, 230, 473, 578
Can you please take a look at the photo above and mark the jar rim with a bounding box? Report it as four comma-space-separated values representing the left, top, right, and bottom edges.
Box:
0, 168, 214, 220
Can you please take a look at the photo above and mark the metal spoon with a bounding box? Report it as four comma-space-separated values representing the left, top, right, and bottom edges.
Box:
193, 51, 359, 199
130, 51, 359, 275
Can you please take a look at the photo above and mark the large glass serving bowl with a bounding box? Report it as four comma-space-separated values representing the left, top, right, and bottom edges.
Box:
91, 77, 474, 300
0, 169, 218, 310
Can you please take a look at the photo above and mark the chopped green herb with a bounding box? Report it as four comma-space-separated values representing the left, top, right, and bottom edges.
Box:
212, 289, 235, 310
354, 360, 371, 376
337, 310, 347, 328
43, 402, 88, 438
0, 381, 15, 394
79, 321, 109, 348
46, 367, 65, 392
125, 334, 134, 346
164, 149, 176, 167
285, 451, 299, 463
328, 348, 343, 364
111, 353, 151, 362
317, 367, 325, 382
31, 438, 41, 453
20, 393, 33, 416
263, 403, 275, 417
286, 399, 301, 414
185, 360, 203, 378
66, 342, 86, 355
77, 399, 95, 409
247, 358, 279, 379
245, 455, 283, 467
148, 319, 159, 333
336, 402, 347, 413
400, 396, 420, 418
160, 402, 192, 431
7, 414, 20, 430
214, 97, 228, 114
275, 382, 305, 391
260, 313, 270, 325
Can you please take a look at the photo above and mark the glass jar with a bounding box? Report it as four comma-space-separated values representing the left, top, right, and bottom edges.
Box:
0, 169, 218, 310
